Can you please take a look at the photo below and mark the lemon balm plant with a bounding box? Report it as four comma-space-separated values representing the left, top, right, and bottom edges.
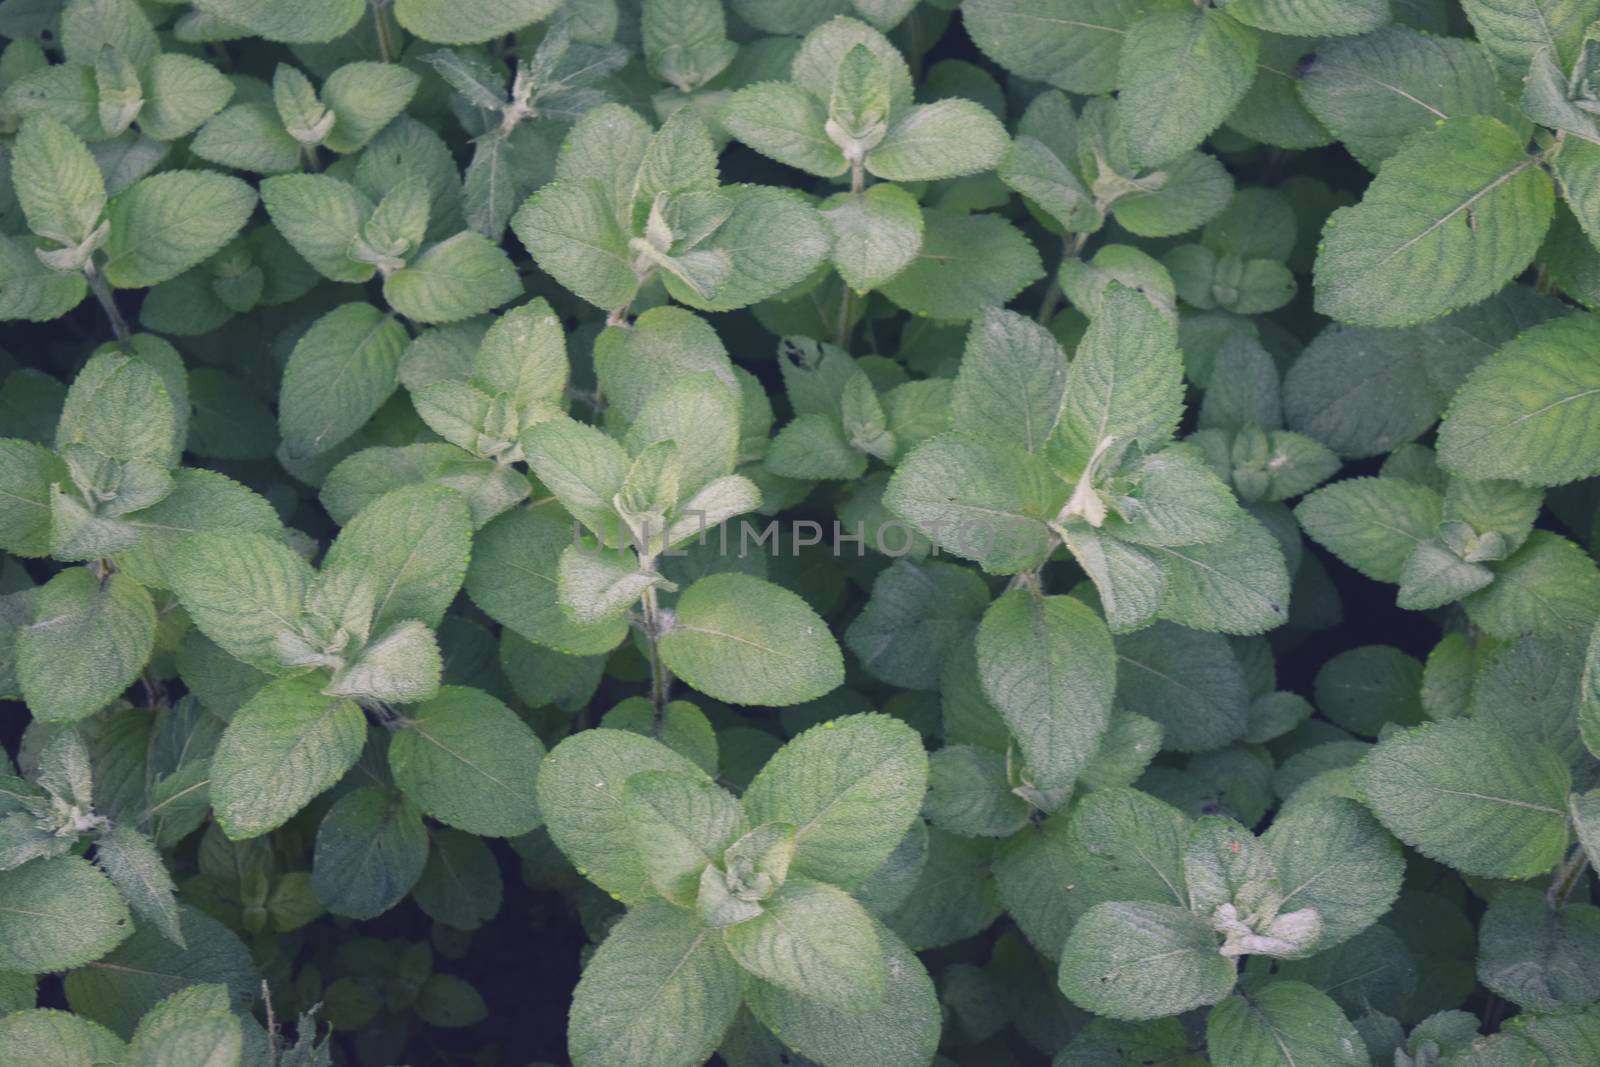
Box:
3, 0, 1600, 1065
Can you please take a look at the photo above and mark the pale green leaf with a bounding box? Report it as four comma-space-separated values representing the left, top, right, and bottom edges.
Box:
1057, 901, 1234, 1021
103, 172, 256, 289
1437, 312, 1600, 487
0, 855, 131, 972
385, 232, 522, 324
394, 0, 562, 45
659, 573, 844, 707
742, 712, 927, 889
278, 303, 407, 460
976, 590, 1115, 791
1116, 9, 1258, 170
1299, 27, 1515, 170
208, 673, 367, 840
389, 685, 546, 837
568, 900, 742, 1067
1360, 717, 1572, 878
536, 727, 709, 902
168, 529, 311, 672
1205, 981, 1369, 1067
1313, 116, 1553, 327
18, 568, 153, 722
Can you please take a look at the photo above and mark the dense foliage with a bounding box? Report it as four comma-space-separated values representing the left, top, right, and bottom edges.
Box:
2, 0, 1600, 1065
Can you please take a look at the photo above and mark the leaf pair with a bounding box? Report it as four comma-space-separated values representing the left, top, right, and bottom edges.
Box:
548, 715, 936, 1067
1057, 795, 1402, 1021
513, 105, 827, 312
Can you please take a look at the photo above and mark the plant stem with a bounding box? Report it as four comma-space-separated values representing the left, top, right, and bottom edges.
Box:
640, 586, 671, 725
850, 160, 865, 195
371, 0, 397, 63
834, 285, 853, 349
1036, 231, 1089, 324
84, 266, 129, 342
1549, 845, 1590, 909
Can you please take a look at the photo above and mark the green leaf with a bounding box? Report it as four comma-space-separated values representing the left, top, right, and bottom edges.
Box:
311, 786, 428, 920
123, 986, 241, 1067
1057, 901, 1234, 1021
1461, 0, 1600, 82
923, 744, 1030, 837
1261, 797, 1404, 950
820, 183, 923, 292
1437, 312, 1600, 487
962, 0, 1139, 94
0, 1010, 126, 1066
320, 62, 420, 154
1117, 9, 1258, 170
511, 179, 636, 311
659, 573, 844, 706
413, 828, 502, 930
18, 568, 154, 722
521, 417, 629, 538
742, 712, 927, 889
865, 98, 1009, 181
724, 878, 885, 1008
1478, 885, 1600, 1012
57, 344, 180, 465
278, 303, 408, 460
0, 855, 131, 972
1313, 644, 1424, 737
190, 0, 364, 43
60, 907, 255, 1036
103, 172, 256, 290
0, 235, 89, 322
208, 673, 367, 840
394, 0, 562, 44
879, 208, 1043, 321
0, 440, 71, 557
622, 770, 746, 905
466, 506, 628, 655
116, 469, 283, 591
259, 175, 376, 283
951, 306, 1068, 454
1115, 622, 1249, 752
389, 686, 546, 837
139, 54, 233, 142
1360, 717, 1572, 878
1299, 28, 1514, 171
1205, 981, 1369, 1067
743, 920, 939, 1067
568, 899, 742, 1067
1224, 0, 1390, 36
976, 590, 1114, 791
662, 185, 829, 313
536, 727, 709, 902
884, 434, 1062, 574
1295, 477, 1442, 584
1149, 516, 1291, 635
385, 232, 522, 324
169, 529, 311, 672
720, 81, 847, 178
1054, 284, 1184, 471
843, 559, 989, 690
92, 825, 183, 948
318, 483, 471, 633
12, 116, 104, 247
1313, 116, 1553, 327
1461, 530, 1600, 641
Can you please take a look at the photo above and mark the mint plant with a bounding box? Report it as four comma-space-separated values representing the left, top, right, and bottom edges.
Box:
5, 1, 1600, 1066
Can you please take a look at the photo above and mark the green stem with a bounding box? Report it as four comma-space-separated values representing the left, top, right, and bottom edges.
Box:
640, 586, 671, 725
1549, 845, 1590, 909
1036, 231, 1088, 324
371, 0, 398, 63
84, 266, 129, 342
834, 285, 853, 349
